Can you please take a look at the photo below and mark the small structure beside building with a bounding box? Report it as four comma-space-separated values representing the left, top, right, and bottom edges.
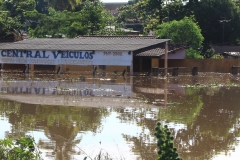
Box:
133, 44, 186, 72
211, 45, 240, 59
222, 52, 240, 59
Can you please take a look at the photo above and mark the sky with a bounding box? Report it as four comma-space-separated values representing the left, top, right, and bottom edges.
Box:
101, 0, 128, 2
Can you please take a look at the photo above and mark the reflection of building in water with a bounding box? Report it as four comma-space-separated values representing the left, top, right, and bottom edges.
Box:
0, 80, 131, 98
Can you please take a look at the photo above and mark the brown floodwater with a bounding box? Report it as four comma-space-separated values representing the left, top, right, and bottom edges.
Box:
0, 71, 240, 160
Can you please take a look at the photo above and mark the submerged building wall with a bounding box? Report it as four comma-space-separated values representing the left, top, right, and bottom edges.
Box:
160, 59, 240, 73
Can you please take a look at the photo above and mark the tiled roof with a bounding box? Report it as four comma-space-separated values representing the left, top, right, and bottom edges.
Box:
135, 48, 165, 57
0, 37, 169, 51
135, 44, 186, 57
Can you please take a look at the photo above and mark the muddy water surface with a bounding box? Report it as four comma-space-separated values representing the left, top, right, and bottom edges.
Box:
0, 72, 240, 160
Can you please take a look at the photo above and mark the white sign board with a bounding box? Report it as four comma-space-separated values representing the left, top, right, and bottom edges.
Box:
0, 50, 132, 66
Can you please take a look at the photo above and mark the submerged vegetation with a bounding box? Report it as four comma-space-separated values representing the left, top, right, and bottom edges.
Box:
0, 136, 42, 160
182, 81, 240, 88
155, 122, 182, 160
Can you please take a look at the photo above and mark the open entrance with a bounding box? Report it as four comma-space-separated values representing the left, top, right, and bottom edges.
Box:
141, 58, 151, 72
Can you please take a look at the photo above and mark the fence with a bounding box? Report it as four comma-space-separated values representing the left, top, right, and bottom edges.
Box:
159, 59, 240, 73
152, 67, 198, 77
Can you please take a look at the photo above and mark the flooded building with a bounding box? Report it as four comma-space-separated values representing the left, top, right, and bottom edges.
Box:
0, 36, 186, 74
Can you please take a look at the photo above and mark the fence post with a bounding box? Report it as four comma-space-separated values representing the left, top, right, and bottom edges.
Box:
122, 69, 126, 76
172, 67, 179, 76
152, 68, 158, 76
93, 66, 97, 76
232, 66, 238, 75
192, 67, 198, 76
57, 65, 62, 74
23, 64, 29, 74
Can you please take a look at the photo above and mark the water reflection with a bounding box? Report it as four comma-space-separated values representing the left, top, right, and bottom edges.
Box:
0, 72, 240, 159
0, 100, 109, 159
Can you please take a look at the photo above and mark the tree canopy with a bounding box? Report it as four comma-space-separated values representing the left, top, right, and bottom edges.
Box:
1, 0, 240, 46
0, 0, 116, 38
156, 16, 204, 48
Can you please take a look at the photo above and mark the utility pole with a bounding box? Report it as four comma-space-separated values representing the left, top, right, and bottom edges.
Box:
218, 18, 231, 54
218, 19, 231, 44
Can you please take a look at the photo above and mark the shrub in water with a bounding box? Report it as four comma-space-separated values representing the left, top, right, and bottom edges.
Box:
0, 136, 42, 160
154, 122, 182, 160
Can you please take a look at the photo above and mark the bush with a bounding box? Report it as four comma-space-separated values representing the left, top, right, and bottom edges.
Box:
154, 122, 182, 160
0, 136, 42, 160
211, 53, 224, 59
204, 47, 215, 58
186, 47, 203, 59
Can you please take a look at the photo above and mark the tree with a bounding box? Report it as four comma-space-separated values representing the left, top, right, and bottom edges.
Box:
0, 12, 21, 38
27, 0, 113, 37
3, 0, 35, 17
156, 16, 204, 48
186, 47, 203, 59
135, 0, 165, 31
79, 0, 113, 35
116, 4, 144, 33
116, 4, 139, 25
61, 11, 89, 37
0, 0, 36, 38
36, 0, 49, 14
48, 0, 82, 11
187, 0, 240, 44
26, 8, 66, 37
130, 0, 186, 33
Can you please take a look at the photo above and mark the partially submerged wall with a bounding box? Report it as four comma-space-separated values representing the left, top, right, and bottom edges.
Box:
160, 59, 240, 73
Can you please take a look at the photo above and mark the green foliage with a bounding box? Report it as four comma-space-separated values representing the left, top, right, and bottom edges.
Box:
135, 0, 164, 30
193, 0, 240, 44
0, 12, 21, 36
26, 0, 114, 37
1, 0, 240, 43
80, 0, 114, 35
186, 47, 203, 59
204, 47, 215, 58
26, 10, 65, 38
154, 122, 182, 160
48, 0, 82, 11
36, 0, 49, 14
116, 4, 139, 24
157, 16, 204, 48
211, 54, 224, 59
0, 136, 42, 160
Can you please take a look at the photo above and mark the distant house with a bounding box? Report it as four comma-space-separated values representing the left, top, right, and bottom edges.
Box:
103, 2, 144, 34
211, 45, 240, 59
105, 26, 140, 35
103, 2, 127, 17
222, 52, 240, 59
119, 28, 139, 35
